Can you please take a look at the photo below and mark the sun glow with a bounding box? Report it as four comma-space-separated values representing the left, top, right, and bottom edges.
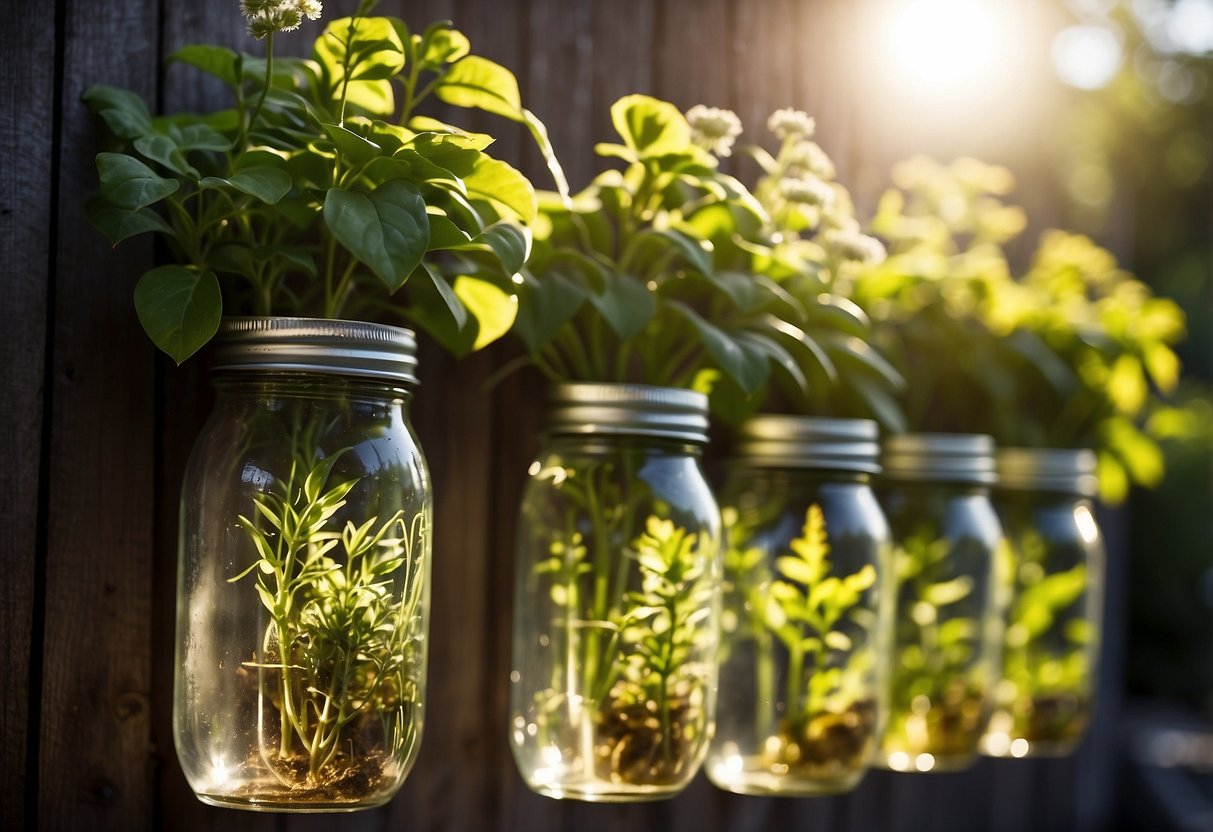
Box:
885, 0, 1001, 91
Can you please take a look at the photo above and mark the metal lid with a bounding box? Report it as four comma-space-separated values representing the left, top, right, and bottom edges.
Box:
881, 433, 997, 485
544, 383, 710, 444
735, 415, 881, 473
996, 448, 1098, 496
212, 317, 419, 386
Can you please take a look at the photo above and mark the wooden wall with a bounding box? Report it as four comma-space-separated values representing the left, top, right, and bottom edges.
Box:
1, 0, 1124, 829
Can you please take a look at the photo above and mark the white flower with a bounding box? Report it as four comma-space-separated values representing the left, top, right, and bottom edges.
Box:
241, 0, 322, 39
821, 228, 887, 265
685, 105, 743, 157
768, 108, 816, 140
779, 176, 835, 209
787, 140, 836, 180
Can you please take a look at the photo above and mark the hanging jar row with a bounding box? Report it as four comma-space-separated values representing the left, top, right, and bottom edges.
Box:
509, 412, 1108, 800
174, 340, 1107, 810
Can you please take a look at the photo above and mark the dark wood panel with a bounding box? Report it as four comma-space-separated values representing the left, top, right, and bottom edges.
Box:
652, 0, 731, 112
589, 0, 657, 146
36, 0, 160, 828
152, 4, 281, 830
0, 0, 56, 828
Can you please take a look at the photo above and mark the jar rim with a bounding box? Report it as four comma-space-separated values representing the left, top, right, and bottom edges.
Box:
881, 432, 997, 485
212, 317, 419, 386
733, 415, 881, 473
996, 447, 1098, 496
543, 382, 710, 445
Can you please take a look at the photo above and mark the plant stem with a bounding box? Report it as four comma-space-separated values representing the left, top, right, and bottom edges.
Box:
242, 33, 275, 152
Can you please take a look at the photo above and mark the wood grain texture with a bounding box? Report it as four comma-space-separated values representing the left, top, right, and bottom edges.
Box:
0, 0, 56, 827
36, 0, 160, 828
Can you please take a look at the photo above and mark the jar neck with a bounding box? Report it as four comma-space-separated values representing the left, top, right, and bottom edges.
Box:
540, 431, 704, 458
726, 462, 872, 486
879, 478, 991, 498
213, 371, 413, 407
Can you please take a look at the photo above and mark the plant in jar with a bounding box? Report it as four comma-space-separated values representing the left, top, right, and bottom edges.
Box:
881, 528, 1001, 763
85, 0, 563, 805
856, 157, 1184, 762
230, 445, 428, 800
724, 504, 879, 781
987, 526, 1093, 750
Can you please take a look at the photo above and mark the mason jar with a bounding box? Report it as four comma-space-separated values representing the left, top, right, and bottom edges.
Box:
174, 318, 432, 811
877, 433, 1005, 773
707, 416, 891, 796
982, 448, 1104, 759
510, 383, 722, 802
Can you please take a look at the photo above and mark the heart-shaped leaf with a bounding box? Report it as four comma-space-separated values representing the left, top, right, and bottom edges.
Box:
324, 180, 429, 290
85, 194, 171, 245
97, 152, 179, 210
133, 265, 221, 364
200, 166, 293, 205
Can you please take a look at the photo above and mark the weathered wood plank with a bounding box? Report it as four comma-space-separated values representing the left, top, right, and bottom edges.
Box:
589, 0, 656, 146
526, 0, 595, 189
36, 0, 161, 827
151, 4, 283, 829
0, 0, 56, 828
652, 0, 730, 112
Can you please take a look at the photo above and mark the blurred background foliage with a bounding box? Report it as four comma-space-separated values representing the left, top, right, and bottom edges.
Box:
1053, 0, 1213, 714
835, 0, 1212, 718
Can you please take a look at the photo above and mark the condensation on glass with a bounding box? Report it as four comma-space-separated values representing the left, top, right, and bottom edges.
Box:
876, 433, 1005, 773
174, 318, 432, 812
982, 448, 1104, 759
510, 384, 722, 802
708, 417, 891, 796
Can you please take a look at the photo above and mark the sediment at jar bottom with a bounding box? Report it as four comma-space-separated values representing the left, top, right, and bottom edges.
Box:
764, 699, 878, 781
985, 692, 1090, 754
225, 748, 395, 805
594, 684, 703, 786
883, 683, 988, 766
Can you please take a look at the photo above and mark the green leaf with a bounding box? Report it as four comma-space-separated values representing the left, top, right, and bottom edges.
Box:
610, 94, 691, 157
133, 266, 221, 364
85, 194, 171, 245
169, 44, 240, 87
134, 134, 197, 177
847, 374, 906, 433
200, 165, 292, 204
321, 122, 382, 167
514, 271, 586, 353
464, 156, 537, 224
323, 180, 429, 291
434, 55, 523, 119
522, 108, 570, 200
83, 85, 153, 140
96, 153, 180, 210
590, 272, 656, 341
668, 301, 769, 394
922, 576, 974, 607
418, 262, 468, 331
471, 222, 531, 274
833, 337, 905, 392
422, 26, 471, 64
426, 215, 473, 249
643, 228, 713, 275
455, 276, 517, 351
313, 18, 402, 115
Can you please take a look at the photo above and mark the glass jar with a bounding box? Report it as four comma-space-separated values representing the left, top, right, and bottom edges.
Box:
877, 433, 1005, 773
982, 448, 1104, 758
510, 384, 722, 802
174, 318, 431, 812
707, 416, 891, 796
